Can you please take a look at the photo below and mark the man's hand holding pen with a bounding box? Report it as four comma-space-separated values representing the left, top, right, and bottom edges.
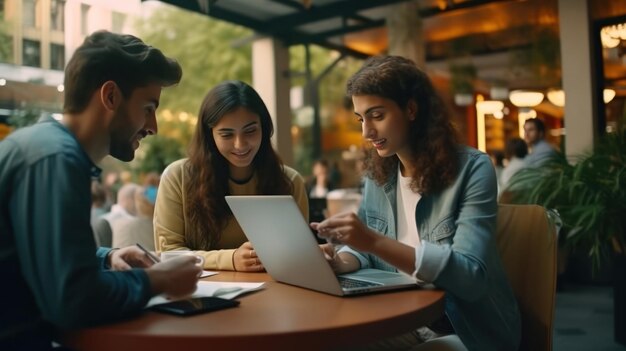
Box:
107, 245, 157, 271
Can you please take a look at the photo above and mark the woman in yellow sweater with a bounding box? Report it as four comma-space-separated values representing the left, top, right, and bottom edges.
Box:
154, 80, 308, 271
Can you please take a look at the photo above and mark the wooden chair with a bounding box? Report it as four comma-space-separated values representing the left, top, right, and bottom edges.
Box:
496, 204, 558, 351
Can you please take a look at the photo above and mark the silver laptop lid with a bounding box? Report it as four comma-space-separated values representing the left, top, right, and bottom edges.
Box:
225, 195, 345, 295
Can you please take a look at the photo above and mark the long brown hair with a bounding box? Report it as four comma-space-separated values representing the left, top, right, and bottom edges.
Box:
186, 81, 292, 249
346, 56, 459, 194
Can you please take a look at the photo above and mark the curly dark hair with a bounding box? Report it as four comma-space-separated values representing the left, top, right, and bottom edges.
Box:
346, 55, 459, 194
186, 81, 293, 249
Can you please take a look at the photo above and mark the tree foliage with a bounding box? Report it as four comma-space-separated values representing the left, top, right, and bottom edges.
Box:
288, 45, 363, 173
289, 45, 362, 125
134, 4, 253, 116
133, 134, 185, 174
0, 11, 12, 63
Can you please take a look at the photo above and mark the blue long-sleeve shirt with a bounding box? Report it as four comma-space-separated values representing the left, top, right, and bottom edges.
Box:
0, 117, 152, 348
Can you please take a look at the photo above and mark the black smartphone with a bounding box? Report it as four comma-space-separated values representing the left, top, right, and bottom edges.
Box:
150, 297, 240, 316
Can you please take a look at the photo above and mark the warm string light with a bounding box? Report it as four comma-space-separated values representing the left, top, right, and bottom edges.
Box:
603, 89, 616, 103
601, 23, 626, 48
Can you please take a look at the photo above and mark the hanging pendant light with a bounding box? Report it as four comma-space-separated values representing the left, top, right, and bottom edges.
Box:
509, 90, 545, 107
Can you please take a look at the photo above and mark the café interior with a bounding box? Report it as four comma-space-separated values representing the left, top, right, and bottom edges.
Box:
145, 1, 626, 350
154, 0, 626, 169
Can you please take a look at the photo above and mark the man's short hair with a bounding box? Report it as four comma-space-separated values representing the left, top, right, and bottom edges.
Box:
63, 30, 182, 114
524, 118, 546, 134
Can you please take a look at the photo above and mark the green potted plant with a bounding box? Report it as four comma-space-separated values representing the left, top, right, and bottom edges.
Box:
506, 128, 626, 345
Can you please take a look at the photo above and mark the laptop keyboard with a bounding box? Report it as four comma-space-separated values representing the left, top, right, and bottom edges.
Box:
338, 276, 383, 289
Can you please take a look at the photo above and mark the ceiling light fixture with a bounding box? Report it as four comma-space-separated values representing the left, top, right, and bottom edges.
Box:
546, 89, 565, 107
545, 88, 615, 106
604, 88, 616, 104
601, 23, 626, 48
509, 90, 544, 107
601, 27, 621, 48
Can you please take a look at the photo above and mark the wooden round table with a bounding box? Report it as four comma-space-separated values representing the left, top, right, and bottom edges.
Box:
62, 272, 445, 351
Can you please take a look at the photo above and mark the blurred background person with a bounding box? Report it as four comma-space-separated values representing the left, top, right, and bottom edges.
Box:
143, 171, 161, 188
499, 137, 528, 196
91, 180, 109, 228
92, 183, 138, 247
306, 159, 335, 199
102, 172, 120, 209
112, 186, 156, 250
523, 118, 556, 167
142, 171, 160, 213
329, 160, 342, 189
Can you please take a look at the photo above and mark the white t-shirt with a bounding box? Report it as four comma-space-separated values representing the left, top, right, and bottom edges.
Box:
309, 184, 329, 199
396, 167, 421, 249
500, 156, 526, 192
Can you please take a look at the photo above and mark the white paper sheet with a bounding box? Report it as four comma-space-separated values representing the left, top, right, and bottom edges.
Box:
200, 270, 218, 278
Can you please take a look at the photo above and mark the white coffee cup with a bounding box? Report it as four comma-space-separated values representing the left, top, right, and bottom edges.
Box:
160, 250, 205, 268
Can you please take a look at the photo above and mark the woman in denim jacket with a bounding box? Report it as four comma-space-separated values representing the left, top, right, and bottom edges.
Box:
313, 56, 521, 351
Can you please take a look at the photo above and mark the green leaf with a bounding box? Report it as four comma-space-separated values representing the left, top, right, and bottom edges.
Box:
507, 130, 626, 271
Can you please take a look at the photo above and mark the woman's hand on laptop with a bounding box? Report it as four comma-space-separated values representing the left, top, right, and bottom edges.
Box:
320, 243, 339, 269
315, 213, 419, 276
233, 241, 265, 272
313, 212, 379, 253
318, 243, 359, 274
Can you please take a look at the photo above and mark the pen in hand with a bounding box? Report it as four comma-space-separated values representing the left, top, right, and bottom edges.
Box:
136, 243, 160, 264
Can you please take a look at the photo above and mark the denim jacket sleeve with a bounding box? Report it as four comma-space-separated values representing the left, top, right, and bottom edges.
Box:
425, 152, 499, 302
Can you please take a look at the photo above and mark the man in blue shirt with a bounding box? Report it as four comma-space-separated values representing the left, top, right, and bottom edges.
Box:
0, 31, 201, 350
523, 118, 557, 167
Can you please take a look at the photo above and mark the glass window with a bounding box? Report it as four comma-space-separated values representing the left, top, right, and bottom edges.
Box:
23, 39, 40, 67
50, 0, 65, 31
50, 43, 64, 70
112, 11, 126, 33
23, 0, 37, 28
80, 3, 90, 35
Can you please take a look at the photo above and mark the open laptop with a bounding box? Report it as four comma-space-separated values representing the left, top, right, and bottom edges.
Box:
225, 195, 417, 296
